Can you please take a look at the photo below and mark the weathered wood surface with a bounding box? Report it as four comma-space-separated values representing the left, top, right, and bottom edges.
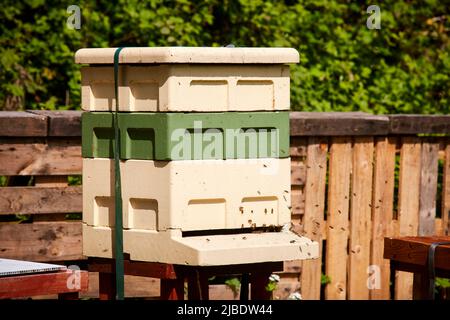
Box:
290, 160, 306, 186
0, 111, 48, 137
300, 137, 328, 300
370, 137, 396, 300
419, 141, 439, 236
325, 137, 352, 300
0, 269, 88, 299
290, 112, 389, 136
395, 137, 421, 300
291, 189, 305, 215
348, 137, 374, 300
443, 143, 450, 236
28, 110, 82, 137
1, 111, 450, 137
289, 137, 307, 157
0, 221, 83, 261
389, 115, 450, 134
0, 138, 82, 175
0, 186, 82, 214
384, 236, 450, 271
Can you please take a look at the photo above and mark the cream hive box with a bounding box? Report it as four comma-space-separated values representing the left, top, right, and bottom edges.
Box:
75, 47, 298, 112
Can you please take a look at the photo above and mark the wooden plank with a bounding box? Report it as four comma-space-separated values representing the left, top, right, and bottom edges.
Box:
32, 176, 72, 222
325, 137, 352, 300
0, 221, 82, 261
290, 112, 389, 136
370, 137, 396, 300
273, 274, 301, 300
443, 142, 450, 236
389, 115, 450, 134
0, 111, 48, 137
395, 137, 421, 300
290, 214, 303, 236
291, 159, 306, 186
284, 260, 302, 273
35, 176, 69, 187
348, 137, 374, 300
300, 137, 328, 300
0, 137, 82, 175
209, 284, 238, 300
290, 137, 307, 157
89, 257, 177, 279
0, 186, 81, 215
435, 218, 443, 236
419, 141, 439, 236
27, 110, 81, 137
384, 236, 450, 271
291, 187, 305, 215
0, 269, 88, 299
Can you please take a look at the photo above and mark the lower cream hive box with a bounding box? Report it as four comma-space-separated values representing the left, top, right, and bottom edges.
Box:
82, 157, 319, 265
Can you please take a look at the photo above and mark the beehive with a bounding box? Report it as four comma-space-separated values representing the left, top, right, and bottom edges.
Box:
76, 47, 319, 266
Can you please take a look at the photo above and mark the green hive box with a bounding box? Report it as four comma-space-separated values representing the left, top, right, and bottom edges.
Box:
82, 111, 289, 160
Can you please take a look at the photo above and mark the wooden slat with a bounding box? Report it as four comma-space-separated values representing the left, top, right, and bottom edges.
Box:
348, 137, 374, 299
0, 138, 82, 175
325, 137, 352, 300
300, 137, 328, 300
81, 273, 160, 299
273, 274, 301, 300
289, 214, 303, 236
32, 176, 72, 222
284, 260, 302, 273
389, 115, 450, 134
443, 142, 450, 236
370, 137, 396, 300
291, 159, 306, 186
291, 187, 305, 215
419, 141, 439, 236
290, 137, 307, 157
395, 137, 421, 300
0, 112, 48, 137
0, 270, 88, 299
0, 221, 82, 261
35, 176, 69, 187
0, 186, 81, 215
290, 112, 389, 136
27, 110, 81, 137
435, 218, 443, 236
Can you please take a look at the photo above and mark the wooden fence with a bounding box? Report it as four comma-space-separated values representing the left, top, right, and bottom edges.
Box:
0, 111, 449, 299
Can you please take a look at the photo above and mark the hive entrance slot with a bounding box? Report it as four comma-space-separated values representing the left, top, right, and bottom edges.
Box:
181, 226, 282, 238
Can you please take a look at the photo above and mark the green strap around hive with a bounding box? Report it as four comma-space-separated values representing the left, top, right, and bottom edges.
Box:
113, 47, 125, 300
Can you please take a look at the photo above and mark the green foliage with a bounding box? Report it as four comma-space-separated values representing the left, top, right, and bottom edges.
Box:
224, 277, 241, 296
65, 213, 82, 220
68, 175, 82, 186
435, 277, 450, 289
265, 280, 278, 293
321, 273, 331, 285
0, 1, 448, 113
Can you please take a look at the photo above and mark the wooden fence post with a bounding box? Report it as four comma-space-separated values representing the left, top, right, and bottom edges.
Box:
300, 137, 328, 300
370, 137, 396, 300
325, 137, 352, 300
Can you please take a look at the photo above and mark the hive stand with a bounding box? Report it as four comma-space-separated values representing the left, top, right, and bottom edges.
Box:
384, 236, 450, 300
0, 269, 89, 300
88, 256, 282, 300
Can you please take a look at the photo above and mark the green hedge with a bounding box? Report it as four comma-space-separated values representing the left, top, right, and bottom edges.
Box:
1, 0, 448, 113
